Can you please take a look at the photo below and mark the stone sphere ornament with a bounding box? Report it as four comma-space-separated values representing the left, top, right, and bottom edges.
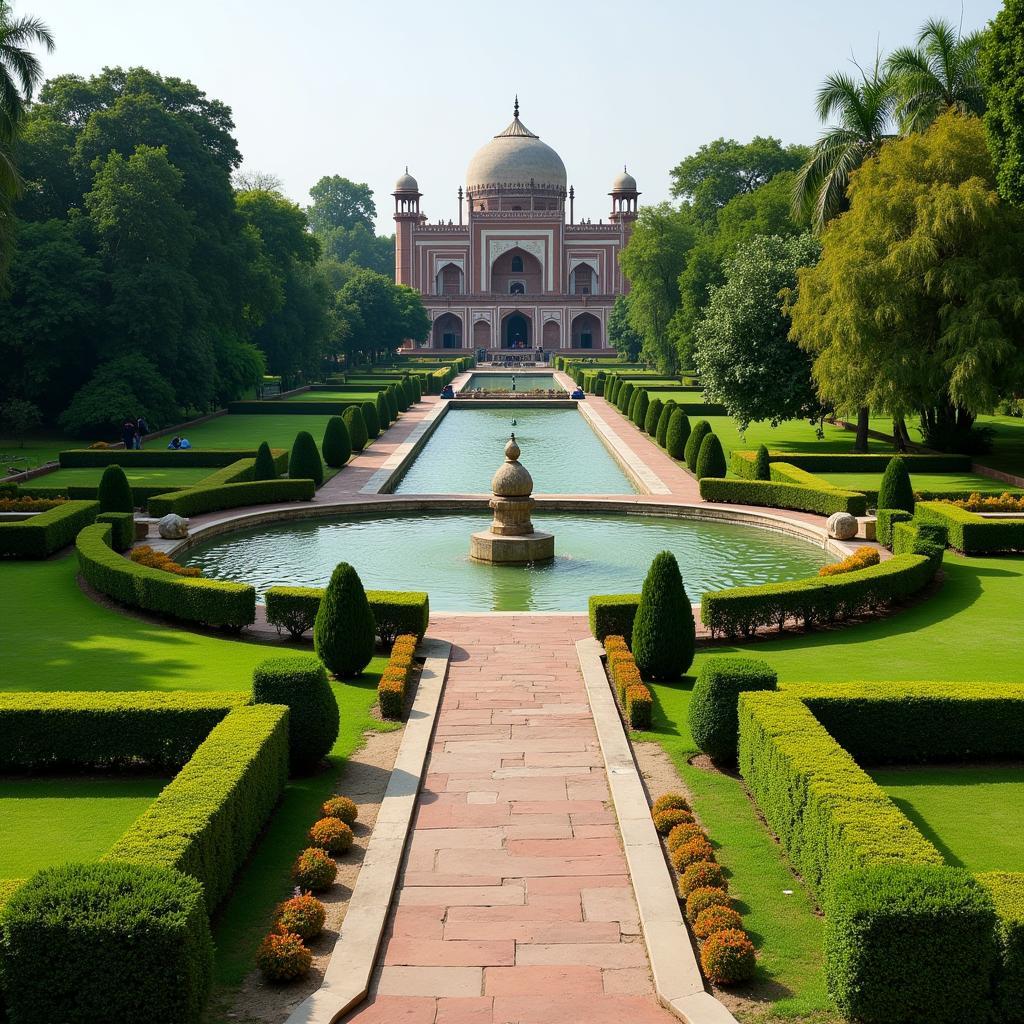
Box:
157, 513, 190, 540
827, 512, 858, 541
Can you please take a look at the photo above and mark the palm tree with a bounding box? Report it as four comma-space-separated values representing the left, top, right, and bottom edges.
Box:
886, 18, 985, 134
793, 56, 896, 233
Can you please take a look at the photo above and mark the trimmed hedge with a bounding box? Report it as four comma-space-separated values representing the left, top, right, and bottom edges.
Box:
588, 593, 641, 642
688, 657, 777, 762
227, 400, 358, 415
824, 864, 997, 1024
729, 450, 972, 478
699, 476, 868, 517
314, 562, 376, 676
876, 507, 913, 547
0, 862, 213, 1024
97, 511, 135, 552
379, 634, 417, 720
147, 478, 315, 517
264, 586, 429, 644
916, 500, 1024, 553
0, 691, 244, 772
979, 871, 1024, 1024
0, 500, 98, 559
77, 523, 255, 629
105, 704, 289, 911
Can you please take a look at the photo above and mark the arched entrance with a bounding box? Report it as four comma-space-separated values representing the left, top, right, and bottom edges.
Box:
542, 320, 560, 348
571, 312, 601, 349
473, 319, 491, 348
502, 311, 532, 350
433, 312, 463, 349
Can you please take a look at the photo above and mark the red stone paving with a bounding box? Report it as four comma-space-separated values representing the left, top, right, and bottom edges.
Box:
342, 614, 676, 1024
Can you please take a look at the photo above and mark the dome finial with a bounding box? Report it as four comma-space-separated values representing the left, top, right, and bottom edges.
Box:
514, 95, 519, 119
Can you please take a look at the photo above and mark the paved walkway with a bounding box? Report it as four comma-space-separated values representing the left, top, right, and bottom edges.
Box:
342, 615, 676, 1024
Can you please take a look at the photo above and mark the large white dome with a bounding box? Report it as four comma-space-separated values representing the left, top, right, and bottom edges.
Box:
465, 107, 567, 194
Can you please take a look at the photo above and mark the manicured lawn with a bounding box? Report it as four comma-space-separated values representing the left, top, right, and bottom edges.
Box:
27, 466, 216, 490
704, 415, 892, 458
163, 412, 374, 454
0, 776, 167, 877
817, 470, 1019, 496
0, 435, 89, 471
870, 765, 1024, 872
283, 390, 382, 403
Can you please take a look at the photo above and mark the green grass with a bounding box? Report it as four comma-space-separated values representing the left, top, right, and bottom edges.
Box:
0, 776, 167, 877
164, 413, 343, 452
26, 466, 216, 490
870, 765, 1024, 872
817, 471, 1020, 496
0, 435, 89, 471
282, 390, 382, 403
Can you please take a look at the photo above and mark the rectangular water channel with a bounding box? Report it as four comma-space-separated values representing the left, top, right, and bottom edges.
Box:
393, 406, 638, 494
463, 372, 558, 392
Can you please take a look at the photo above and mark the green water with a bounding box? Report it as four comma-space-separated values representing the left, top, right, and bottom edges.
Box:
395, 407, 635, 494
464, 373, 558, 392
181, 511, 832, 612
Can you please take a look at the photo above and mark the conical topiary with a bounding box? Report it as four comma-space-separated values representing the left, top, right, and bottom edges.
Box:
396, 378, 411, 412
631, 551, 695, 680
314, 562, 376, 677
289, 430, 324, 486
656, 401, 676, 447
645, 397, 663, 436
375, 392, 390, 429
684, 419, 712, 473
878, 456, 915, 513
411, 375, 422, 402
385, 387, 399, 422
322, 417, 352, 469
342, 406, 367, 452
666, 409, 691, 460
628, 388, 642, 422
633, 391, 649, 428
608, 377, 620, 404
98, 464, 133, 513
618, 381, 634, 413
754, 444, 770, 481
253, 441, 277, 481
361, 401, 380, 440
695, 432, 727, 479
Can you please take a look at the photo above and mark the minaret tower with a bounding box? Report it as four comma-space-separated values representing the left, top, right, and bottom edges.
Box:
392, 168, 421, 287
609, 167, 640, 290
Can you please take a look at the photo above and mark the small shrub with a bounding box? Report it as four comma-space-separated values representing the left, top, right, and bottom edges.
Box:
819, 546, 880, 577
378, 678, 405, 719
633, 390, 649, 429
696, 432, 727, 479
671, 837, 716, 872
322, 417, 352, 469
678, 861, 727, 897
667, 822, 703, 852
644, 397, 663, 436
288, 430, 324, 487
361, 400, 380, 440
97, 511, 135, 552
684, 419, 712, 472
666, 409, 691, 460
130, 545, 201, 577
700, 928, 756, 985
686, 886, 732, 922
385, 386, 399, 422
604, 634, 629, 655
656, 401, 676, 447
688, 657, 778, 763
652, 792, 690, 815
693, 905, 744, 940
322, 796, 358, 825
98, 464, 133, 512
878, 456, 915, 514
654, 808, 693, 834
626, 684, 652, 729
291, 847, 337, 892
618, 381, 635, 413
308, 817, 353, 854
253, 441, 278, 481
376, 391, 390, 429
754, 444, 770, 481
256, 927, 313, 982
277, 892, 326, 940
632, 550, 695, 680
342, 406, 368, 452
314, 562, 376, 677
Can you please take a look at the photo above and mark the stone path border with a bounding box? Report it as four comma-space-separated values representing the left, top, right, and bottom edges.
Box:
286, 638, 451, 1024
575, 636, 739, 1024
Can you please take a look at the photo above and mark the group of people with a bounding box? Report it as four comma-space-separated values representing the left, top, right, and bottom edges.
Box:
166, 435, 192, 450
120, 417, 149, 450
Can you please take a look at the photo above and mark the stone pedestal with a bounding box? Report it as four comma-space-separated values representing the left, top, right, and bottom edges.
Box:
469, 529, 555, 563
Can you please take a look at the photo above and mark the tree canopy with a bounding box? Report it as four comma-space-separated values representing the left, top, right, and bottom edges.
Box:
982, 0, 1024, 205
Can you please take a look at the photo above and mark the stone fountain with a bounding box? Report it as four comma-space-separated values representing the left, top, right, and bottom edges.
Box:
469, 434, 555, 563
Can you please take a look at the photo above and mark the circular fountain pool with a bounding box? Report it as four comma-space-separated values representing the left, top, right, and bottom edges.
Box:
179, 510, 833, 613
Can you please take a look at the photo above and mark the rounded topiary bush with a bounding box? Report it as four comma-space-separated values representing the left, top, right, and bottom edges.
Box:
323, 795, 358, 825
693, 905, 744, 941
361, 401, 380, 440
291, 847, 337, 892
385, 387, 399, 422
700, 928, 756, 985
314, 561, 376, 677
685, 886, 732, 923
878, 455, 915, 514
678, 861, 727, 897
376, 392, 390, 429
695, 432, 727, 479
608, 378, 621, 404
98, 464, 133, 513
632, 551, 696, 680
656, 401, 676, 447
665, 409, 691, 460
688, 657, 778, 764
645, 397, 663, 436
684, 419, 712, 472
289, 430, 324, 487
618, 381, 635, 413
671, 837, 716, 871
253, 441, 278, 481
652, 792, 690, 815
342, 406, 367, 453
633, 390, 650, 429
308, 817, 353, 854
411, 375, 422, 402
667, 822, 705, 852
252, 654, 340, 772
653, 808, 693, 834
395, 380, 410, 412
277, 893, 326, 940
322, 416, 352, 469
754, 444, 770, 481
256, 927, 312, 982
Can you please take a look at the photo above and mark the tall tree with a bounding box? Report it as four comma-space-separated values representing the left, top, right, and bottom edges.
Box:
608, 294, 643, 362
886, 17, 986, 134
788, 112, 1024, 452
982, 0, 1024, 205
307, 175, 392, 276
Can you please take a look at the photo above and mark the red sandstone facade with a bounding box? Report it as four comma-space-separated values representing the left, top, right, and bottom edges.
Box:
394, 101, 638, 357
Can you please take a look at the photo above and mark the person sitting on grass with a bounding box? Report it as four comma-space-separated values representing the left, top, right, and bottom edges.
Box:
167, 435, 192, 450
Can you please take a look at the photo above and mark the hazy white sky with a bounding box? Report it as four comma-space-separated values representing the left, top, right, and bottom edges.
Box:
30, 0, 1001, 233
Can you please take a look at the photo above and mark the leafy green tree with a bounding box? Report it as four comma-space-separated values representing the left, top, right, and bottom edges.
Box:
878, 456, 915, 513
694, 233, 824, 431
608, 294, 643, 361
886, 18, 985, 134
321, 416, 351, 469
314, 562, 376, 677
789, 112, 1024, 452
982, 0, 1024, 204
307, 176, 392, 275
0, 396, 39, 444
631, 551, 695, 679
